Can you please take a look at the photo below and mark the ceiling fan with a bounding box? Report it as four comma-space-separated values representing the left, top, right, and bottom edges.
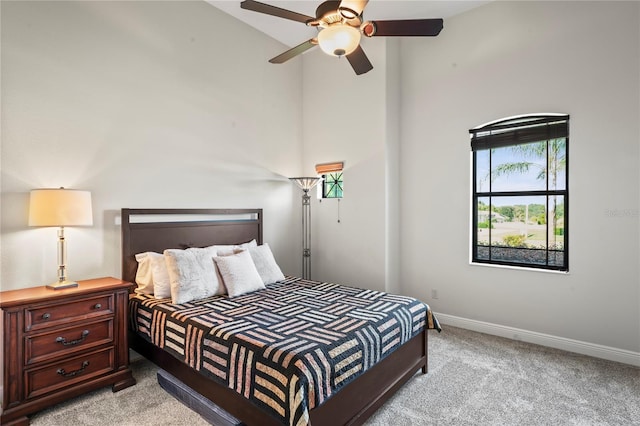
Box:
240, 0, 443, 75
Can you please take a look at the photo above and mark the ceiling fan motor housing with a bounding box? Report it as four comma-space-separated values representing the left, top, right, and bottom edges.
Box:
309, 1, 362, 28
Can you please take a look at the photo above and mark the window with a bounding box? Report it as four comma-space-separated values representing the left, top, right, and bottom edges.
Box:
316, 162, 344, 199
470, 114, 569, 271
322, 172, 343, 198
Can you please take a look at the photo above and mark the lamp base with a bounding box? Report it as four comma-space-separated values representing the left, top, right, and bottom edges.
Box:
46, 280, 79, 290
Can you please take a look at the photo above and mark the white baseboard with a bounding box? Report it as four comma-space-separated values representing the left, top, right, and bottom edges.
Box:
435, 313, 640, 367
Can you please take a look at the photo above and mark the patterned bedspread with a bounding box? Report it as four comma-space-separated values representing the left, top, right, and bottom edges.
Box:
129, 276, 440, 426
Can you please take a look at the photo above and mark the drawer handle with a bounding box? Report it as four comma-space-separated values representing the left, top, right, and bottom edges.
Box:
56, 329, 90, 346
57, 361, 90, 378
42, 313, 51, 320
94, 303, 102, 310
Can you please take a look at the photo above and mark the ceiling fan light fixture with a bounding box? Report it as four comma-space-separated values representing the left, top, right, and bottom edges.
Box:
317, 24, 361, 57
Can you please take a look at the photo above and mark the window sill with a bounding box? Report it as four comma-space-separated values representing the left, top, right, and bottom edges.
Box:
469, 261, 569, 275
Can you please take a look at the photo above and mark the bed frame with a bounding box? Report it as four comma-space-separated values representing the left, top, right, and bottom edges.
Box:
122, 208, 428, 426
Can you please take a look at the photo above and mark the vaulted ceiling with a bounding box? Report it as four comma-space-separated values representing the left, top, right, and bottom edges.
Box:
207, 1, 490, 47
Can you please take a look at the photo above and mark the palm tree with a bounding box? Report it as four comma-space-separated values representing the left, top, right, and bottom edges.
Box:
493, 139, 565, 184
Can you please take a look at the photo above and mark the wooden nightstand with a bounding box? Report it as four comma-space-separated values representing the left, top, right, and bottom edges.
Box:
0, 277, 136, 425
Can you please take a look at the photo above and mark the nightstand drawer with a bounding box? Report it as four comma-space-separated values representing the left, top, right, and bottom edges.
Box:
26, 294, 113, 331
26, 319, 114, 365
26, 347, 115, 400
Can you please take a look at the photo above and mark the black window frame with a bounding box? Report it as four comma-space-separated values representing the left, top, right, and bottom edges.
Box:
470, 114, 569, 271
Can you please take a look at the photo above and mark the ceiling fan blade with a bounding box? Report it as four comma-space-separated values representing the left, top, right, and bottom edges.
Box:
369, 19, 444, 37
338, 0, 369, 19
269, 39, 318, 64
346, 45, 373, 75
240, 0, 314, 24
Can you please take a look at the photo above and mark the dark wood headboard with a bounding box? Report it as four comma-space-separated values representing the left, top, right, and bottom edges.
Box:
121, 208, 263, 283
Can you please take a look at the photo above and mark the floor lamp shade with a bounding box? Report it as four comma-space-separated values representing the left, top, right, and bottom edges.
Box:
289, 177, 322, 193
29, 188, 93, 289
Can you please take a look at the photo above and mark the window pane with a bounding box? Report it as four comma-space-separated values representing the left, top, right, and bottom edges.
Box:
548, 138, 567, 190
547, 195, 565, 267
476, 197, 490, 260
473, 193, 567, 269
495, 196, 545, 243
491, 141, 548, 192
475, 150, 490, 192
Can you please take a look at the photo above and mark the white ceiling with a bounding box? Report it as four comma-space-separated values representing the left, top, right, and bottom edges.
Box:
207, 1, 490, 47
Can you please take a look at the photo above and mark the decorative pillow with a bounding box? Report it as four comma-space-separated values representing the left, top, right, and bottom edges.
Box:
134, 251, 171, 298
213, 250, 265, 298
213, 239, 258, 256
134, 253, 154, 294
243, 239, 258, 249
211, 248, 244, 294
148, 252, 171, 299
164, 246, 221, 304
215, 247, 244, 257
249, 244, 285, 285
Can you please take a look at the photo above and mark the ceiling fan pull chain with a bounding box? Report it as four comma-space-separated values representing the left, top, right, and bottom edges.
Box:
337, 198, 341, 223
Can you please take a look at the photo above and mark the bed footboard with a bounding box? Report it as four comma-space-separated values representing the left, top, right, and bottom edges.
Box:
309, 328, 427, 425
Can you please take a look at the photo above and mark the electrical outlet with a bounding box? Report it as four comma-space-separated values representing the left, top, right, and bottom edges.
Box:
431, 289, 439, 299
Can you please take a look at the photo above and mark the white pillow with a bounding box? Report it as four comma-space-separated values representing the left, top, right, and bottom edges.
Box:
244, 239, 258, 248
213, 250, 265, 298
249, 244, 285, 285
149, 252, 171, 299
211, 248, 244, 294
134, 252, 171, 298
164, 246, 221, 304
134, 253, 154, 294
213, 239, 258, 255
215, 247, 243, 257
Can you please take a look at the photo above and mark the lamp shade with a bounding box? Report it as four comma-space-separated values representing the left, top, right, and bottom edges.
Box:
289, 177, 322, 192
317, 24, 361, 57
29, 188, 93, 227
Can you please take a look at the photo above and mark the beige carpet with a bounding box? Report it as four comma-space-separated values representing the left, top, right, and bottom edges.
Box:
30, 326, 640, 425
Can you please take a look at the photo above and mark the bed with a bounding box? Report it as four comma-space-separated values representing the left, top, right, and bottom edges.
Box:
122, 208, 440, 426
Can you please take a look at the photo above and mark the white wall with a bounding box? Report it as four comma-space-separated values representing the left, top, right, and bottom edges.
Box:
399, 1, 639, 352
0, 1, 303, 291
301, 37, 402, 292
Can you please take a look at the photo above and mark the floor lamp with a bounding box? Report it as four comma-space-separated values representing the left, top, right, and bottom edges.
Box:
29, 188, 93, 289
290, 177, 321, 280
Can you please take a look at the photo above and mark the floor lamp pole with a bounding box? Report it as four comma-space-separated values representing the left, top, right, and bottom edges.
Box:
301, 188, 312, 279
290, 177, 321, 280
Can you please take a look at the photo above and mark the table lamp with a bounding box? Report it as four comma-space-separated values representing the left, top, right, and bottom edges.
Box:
29, 188, 93, 289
